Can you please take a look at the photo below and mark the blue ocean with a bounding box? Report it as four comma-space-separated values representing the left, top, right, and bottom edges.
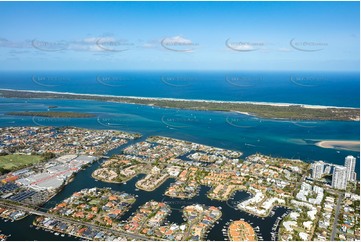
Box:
0, 71, 359, 176
0, 70, 359, 107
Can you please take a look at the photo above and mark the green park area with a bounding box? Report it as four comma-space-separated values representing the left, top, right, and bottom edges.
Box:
0, 154, 43, 173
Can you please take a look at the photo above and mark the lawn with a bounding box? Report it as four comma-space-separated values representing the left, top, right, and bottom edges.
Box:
0, 154, 43, 172
89, 199, 101, 205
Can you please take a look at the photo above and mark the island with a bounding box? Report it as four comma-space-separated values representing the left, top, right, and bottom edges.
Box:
6, 111, 96, 118
0, 89, 359, 121
228, 220, 257, 241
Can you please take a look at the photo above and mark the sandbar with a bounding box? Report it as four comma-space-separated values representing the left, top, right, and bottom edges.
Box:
315, 140, 360, 152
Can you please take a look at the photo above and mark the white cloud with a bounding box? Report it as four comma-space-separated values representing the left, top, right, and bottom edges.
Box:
277, 47, 292, 52
162, 36, 193, 44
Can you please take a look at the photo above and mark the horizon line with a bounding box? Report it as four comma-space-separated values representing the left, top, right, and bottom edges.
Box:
0, 69, 360, 73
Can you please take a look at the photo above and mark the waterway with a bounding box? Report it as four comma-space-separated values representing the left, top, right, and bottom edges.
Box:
0, 139, 288, 241
0, 88, 358, 240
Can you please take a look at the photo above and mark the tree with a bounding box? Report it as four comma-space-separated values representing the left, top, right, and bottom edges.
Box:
41, 152, 56, 160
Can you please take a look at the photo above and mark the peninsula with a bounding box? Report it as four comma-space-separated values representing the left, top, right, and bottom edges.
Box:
0, 89, 359, 121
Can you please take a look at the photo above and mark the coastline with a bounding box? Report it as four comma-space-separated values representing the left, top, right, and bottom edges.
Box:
0, 88, 358, 109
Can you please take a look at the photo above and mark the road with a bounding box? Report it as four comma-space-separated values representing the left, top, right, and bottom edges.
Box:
0, 200, 155, 241
330, 192, 343, 240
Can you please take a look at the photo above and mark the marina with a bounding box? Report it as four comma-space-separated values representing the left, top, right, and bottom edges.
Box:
0, 146, 289, 241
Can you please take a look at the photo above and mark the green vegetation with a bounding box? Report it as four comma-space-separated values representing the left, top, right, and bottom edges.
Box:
41, 152, 56, 160
6, 111, 96, 118
89, 199, 100, 205
0, 89, 359, 121
0, 154, 43, 173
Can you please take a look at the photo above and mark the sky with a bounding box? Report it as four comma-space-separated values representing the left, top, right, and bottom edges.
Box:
0, 1, 359, 71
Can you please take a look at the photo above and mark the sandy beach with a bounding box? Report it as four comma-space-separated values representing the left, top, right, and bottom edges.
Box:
315, 140, 360, 152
